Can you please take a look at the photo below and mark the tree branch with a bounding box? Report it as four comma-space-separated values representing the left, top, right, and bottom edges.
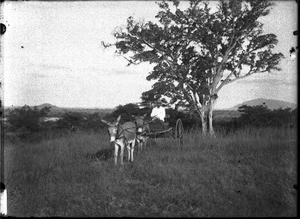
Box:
216, 66, 268, 93
141, 38, 176, 67
123, 56, 142, 66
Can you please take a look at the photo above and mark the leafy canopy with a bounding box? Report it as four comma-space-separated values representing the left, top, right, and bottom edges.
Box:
111, 0, 284, 112
7, 105, 50, 132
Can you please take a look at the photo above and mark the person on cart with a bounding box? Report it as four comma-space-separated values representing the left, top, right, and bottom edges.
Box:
150, 100, 169, 129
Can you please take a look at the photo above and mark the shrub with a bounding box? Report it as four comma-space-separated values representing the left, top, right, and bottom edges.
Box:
7, 105, 50, 141
7, 105, 50, 132
110, 103, 141, 122
56, 112, 105, 132
236, 105, 296, 128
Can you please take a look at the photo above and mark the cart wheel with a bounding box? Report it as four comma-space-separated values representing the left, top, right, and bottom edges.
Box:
175, 119, 184, 149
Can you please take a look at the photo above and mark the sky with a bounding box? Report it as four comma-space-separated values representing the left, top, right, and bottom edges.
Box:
1, 1, 298, 109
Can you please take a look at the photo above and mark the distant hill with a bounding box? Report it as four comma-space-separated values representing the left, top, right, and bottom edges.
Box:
229, 98, 297, 111
4, 103, 114, 117
35, 103, 59, 110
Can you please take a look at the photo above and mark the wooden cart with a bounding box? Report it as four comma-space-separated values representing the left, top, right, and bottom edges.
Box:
146, 118, 184, 149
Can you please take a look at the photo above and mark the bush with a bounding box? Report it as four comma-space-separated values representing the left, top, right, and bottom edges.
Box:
56, 112, 105, 132
110, 103, 141, 122
56, 112, 83, 130
7, 105, 50, 141
7, 105, 50, 132
236, 105, 297, 128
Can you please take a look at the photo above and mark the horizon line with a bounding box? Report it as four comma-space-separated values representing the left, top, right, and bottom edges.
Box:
3, 97, 297, 110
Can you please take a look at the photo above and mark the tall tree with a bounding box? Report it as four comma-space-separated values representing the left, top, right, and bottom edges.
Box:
103, 0, 284, 135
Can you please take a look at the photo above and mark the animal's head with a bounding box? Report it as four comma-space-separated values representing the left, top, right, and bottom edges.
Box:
101, 115, 121, 142
134, 113, 147, 126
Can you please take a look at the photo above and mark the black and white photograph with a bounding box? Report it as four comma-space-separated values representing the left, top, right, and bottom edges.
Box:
0, 0, 297, 217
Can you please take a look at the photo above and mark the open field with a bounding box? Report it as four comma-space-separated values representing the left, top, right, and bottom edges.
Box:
4, 127, 297, 217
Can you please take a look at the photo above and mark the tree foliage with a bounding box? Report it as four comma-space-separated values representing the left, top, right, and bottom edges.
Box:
57, 112, 105, 131
106, 0, 284, 135
110, 103, 141, 122
112, 0, 283, 110
107, 103, 155, 123
6, 105, 50, 141
7, 105, 50, 132
237, 105, 297, 127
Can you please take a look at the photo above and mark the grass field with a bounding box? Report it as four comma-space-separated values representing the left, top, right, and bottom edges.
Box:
4, 127, 297, 217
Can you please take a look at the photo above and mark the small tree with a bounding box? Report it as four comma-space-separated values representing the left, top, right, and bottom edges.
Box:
237, 105, 296, 127
81, 113, 105, 131
56, 112, 84, 130
7, 105, 50, 141
111, 103, 141, 122
104, 0, 284, 135
237, 104, 271, 127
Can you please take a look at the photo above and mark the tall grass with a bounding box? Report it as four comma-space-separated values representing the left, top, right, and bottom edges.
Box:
4, 127, 297, 217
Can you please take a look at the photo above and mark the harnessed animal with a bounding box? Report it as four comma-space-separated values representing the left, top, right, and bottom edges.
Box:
101, 115, 136, 165
134, 114, 150, 152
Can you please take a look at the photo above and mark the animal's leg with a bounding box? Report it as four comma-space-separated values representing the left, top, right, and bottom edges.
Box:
144, 136, 148, 148
141, 138, 144, 152
142, 137, 147, 150
127, 144, 131, 161
131, 140, 135, 162
120, 144, 124, 165
114, 144, 119, 165
137, 139, 142, 152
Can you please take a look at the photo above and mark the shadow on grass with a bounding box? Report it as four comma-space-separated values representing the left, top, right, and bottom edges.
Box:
86, 147, 114, 161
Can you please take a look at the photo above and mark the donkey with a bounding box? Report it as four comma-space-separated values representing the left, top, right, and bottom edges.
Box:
101, 115, 136, 165
134, 114, 150, 152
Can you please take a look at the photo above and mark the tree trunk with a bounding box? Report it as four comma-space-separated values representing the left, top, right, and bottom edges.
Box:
208, 100, 216, 137
208, 107, 215, 136
200, 109, 207, 135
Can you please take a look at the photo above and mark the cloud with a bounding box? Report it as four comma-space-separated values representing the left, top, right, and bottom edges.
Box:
236, 75, 296, 86
111, 69, 143, 75
40, 63, 72, 71
83, 65, 152, 76
31, 72, 49, 78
